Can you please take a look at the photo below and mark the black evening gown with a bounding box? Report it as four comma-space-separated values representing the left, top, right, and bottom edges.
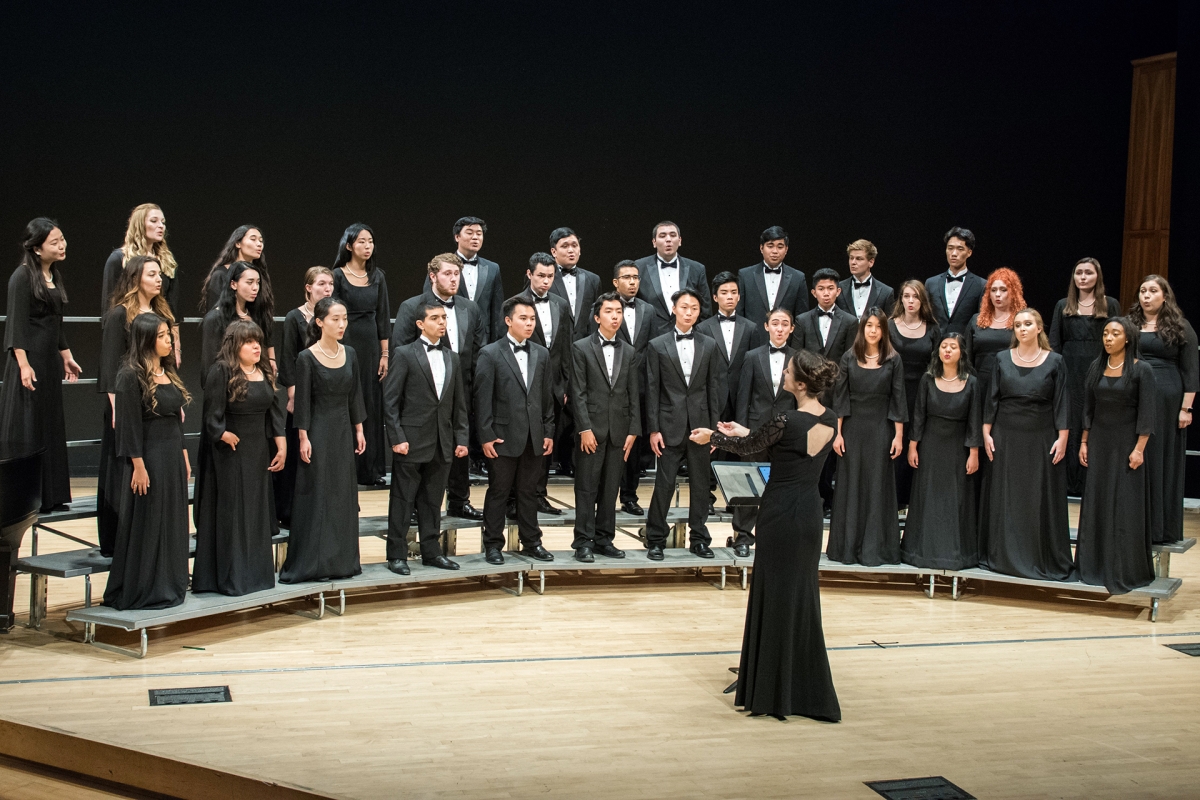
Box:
272, 308, 308, 528
1048, 296, 1121, 496
1139, 324, 1200, 544
101, 248, 181, 322
712, 410, 841, 722
192, 365, 285, 596
889, 320, 939, 508
96, 306, 130, 556
0, 268, 71, 511
964, 315, 1012, 402
901, 374, 983, 569
279, 347, 367, 583
204, 264, 274, 314
333, 268, 390, 485
827, 352, 907, 566
1075, 361, 1156, 593
102, 369, 190, 610
979, 352, 1073, 580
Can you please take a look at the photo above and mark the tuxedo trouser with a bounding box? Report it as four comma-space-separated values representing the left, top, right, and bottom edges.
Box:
646, 439, 712, 547
572, 436, 625, 548
387, 453, 452, 561
485, 439, 544, 552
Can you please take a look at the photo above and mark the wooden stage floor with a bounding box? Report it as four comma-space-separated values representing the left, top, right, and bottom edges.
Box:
1, 480, 1198, 799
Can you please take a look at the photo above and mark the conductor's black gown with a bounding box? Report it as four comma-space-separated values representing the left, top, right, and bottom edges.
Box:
102, 369, 190, 610
979, 352, 1073, 581
901, 373, 983, 570
1047, 296, 1122, 496
1075, 360, 1156, 593
1139, 324, 1200, 544
889, 320, 939, 507
279, 347, 367, 583
0, 268, 71, 511
712, 410, 840, 722
827, 352, 907, 566
272, 308, 308, 528
333, 268, 390, 485
192, 365, 285, 596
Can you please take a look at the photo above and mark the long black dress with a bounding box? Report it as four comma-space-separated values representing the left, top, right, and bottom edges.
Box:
979, 351, 1073, 580
0, 268, 71, 512
1139, 324, 1200, 544
279, 347, 367, 583
192, 365, 285, 596
101, 248, 182, 321
102, 369, 190, 610
901, 373, 983, 569
964, 315, 1012, 402
1048, 296, 1122, 496
333, 268, 390, 485
827, 351, 907, 566
1075, 361, 1156, 593
272, 308, 308, 528
889, 320, 939, 508
711, 410, 840, 722
96, 306, 131, 556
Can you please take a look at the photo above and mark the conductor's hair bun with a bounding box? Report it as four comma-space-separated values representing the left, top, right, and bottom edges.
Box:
790, 350, 838, 395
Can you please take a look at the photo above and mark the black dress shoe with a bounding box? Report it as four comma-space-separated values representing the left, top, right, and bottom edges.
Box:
373, 477, 388, 487
387, 559, 411, 575
520, 545, 554, 562
422, 555, 460, 570
574, 546, 595, 563
733, 543, 751, 558
447, 502, 484, 521
506, 500, 518, 520
621, 500, 644, 515
594, 543, 625, 559
690, 543, 715, 558
484, 548, 504, 565
537, 497, 561, 515
410, 511, 418, 525
647, 544, 665, 561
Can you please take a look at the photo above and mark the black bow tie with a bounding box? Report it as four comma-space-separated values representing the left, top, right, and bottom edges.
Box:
599, 339, 617, 348
424, 341, 445, 351
532, 294, 550, 303
436, 296, 455, 308
559, 266, 576, 276
946, 273, 966, 283
460, 257, 479, 266
718, 314, 736, 322
621, 298, 637, 309
511, 342, 529, 354
675, 331, 694, 341
764, 265, 782, 275
659, 259, 677, 269
816, 309, 834, 319
853, 280, 871, 290
769, 346, 787, 355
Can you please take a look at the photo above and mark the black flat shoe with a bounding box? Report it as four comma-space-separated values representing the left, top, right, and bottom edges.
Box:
733, 543, 751, 558
484, 548, 504, 565
647, 545, 664, 561
422, 555, 460, 570
690, 543, 715, 558
594, 543, 625, 559
447, 503, 484, 521
620, 500, 644, 515
537, 497, 561, 515
574, 546, 594, 563
520, 545, 554, 562
387, 559, 411, 575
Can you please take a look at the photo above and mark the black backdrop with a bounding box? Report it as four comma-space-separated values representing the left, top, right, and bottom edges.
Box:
0, 2, 1185, 474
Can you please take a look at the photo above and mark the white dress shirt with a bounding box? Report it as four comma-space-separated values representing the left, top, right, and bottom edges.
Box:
456, 252, 479, 300
769, 346, 786, 394
598, 333, 617, 381
658, 258, 681, 308
763, 262, 782, 309
945, 268, 968, 316
851, 275, 873, 318
420, 335, 446, 398
674, 327, 695, 386
507, 334, 529, 388
717, 313, 737, 356
622, 300, 637, 341
531, 291, 553, 346
558, 268, 578, 317
433, 292, 459, 353
817, 306, 834, 345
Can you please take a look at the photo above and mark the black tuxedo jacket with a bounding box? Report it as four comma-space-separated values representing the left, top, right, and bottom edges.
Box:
520, 291, 573, 404
736, 262, 809, 325
571, 335, 641, 445
474, 338, 555, 458
392, 289, 486, 388
382, 340, 468, 463
616, 296, 659, 358
836, 276, 896, 319
423, 256, 505, 343
634, 255, 712, 326
548, 265, 602, 341
645, 331, 723, 447
792, 306, 859, 364
736, 344, 798, 431
925, 270, 987, 336
695, 313, 761, 420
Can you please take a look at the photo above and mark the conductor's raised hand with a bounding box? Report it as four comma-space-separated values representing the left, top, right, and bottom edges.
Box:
483, 438, 503, 459
717, 421, 749, 438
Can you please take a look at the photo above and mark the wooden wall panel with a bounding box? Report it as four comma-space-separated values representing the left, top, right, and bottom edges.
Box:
1120, 52, 1176, 308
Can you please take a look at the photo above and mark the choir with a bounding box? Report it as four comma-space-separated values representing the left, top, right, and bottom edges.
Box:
3, 213, 1197, 614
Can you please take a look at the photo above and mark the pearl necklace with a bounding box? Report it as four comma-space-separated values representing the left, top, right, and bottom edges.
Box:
151, 367, 165, 377
899, 317, 923, 330
344, 266, 368, 279
1014, 348, 1041, 363
317, 341, 342, 359
864, 352, 880, 361
1107, 356, 1125, 370
241, 364, 259, 377
992, 312, 1010, 325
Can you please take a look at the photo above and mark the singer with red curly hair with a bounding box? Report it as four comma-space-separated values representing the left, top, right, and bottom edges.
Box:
964, 267, 1026, 401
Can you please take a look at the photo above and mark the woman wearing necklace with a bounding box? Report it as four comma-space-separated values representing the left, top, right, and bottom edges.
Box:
0, 219, 81, 513
193, 320, 286, 596
901, 333, 982, 569
827, 307, 907, 566
274, 266, 334, 528
331, 223, 390, 487
1128, 275, 1198, 544
199, 225, 274, 319
103, 314, 191, 610
97, 256, 173, 556
690, 349, 841, 722
279, 297, 367, 583
965, 268, 1025, 404
1075, 317, 1156, 593
1048, 258, 1121, 497
980, 308, 1072, 581
887, 280, 940, 509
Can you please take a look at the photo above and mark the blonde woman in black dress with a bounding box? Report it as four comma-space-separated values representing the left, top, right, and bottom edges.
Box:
100, 204, 182, 363
691, 350, 841, 722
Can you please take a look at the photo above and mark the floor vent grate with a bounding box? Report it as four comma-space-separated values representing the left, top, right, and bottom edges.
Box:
148, 686, 232, 706
1166, 642, 1200, 657
865, 776, 975, 800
